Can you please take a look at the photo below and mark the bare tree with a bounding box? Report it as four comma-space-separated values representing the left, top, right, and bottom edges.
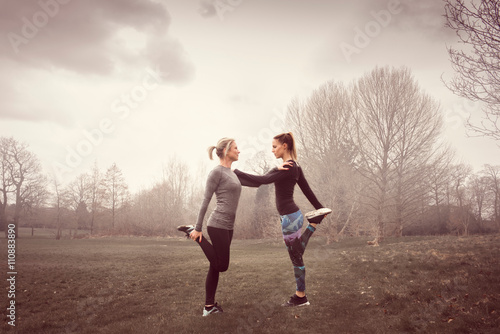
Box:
427, 146, 456, 232
102, 163, 129, 230
0, 137, 14, 233
22, 175, 49, 236
482, 164, 500, 230
66, 173, 91, 235
87, 162, 105, 235
287, 81, 361, 242
128, 157, 191, 236
448, 164, 474, 235
469, 174, 489, 232
391, 80, 444, 236
1, 137, 45, 235
351, 69, 399, 245
443, 0, 500, 141
240, 150, 276, 239
351, 66, 444, 244
52, 178, 65, 239
130, 189, 160, 235
162, 157, 189, 230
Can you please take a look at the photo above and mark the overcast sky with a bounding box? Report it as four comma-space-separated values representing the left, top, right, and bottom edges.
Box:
1, 0, 499, 192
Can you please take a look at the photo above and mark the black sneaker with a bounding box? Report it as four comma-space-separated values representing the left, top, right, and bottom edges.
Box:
203, 302, 223, 316
282, 294, 310, 307
177, 225, 195, 238
305, 208, 332, 224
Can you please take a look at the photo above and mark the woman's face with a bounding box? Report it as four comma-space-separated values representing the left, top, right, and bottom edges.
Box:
225, 141, 240, 162
272, 139, 287, 159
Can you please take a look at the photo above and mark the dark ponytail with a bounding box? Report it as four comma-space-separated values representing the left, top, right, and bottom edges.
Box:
273, 132, 297, 160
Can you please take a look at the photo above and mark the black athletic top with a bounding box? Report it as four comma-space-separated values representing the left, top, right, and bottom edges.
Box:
234, 160, 323, 216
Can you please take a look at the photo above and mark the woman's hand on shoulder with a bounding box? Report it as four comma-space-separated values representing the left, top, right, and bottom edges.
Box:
278, 161, 294, 171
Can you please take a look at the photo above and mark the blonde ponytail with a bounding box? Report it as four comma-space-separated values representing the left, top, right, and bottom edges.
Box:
207, 146, 217, 160
208, 138, 235, 160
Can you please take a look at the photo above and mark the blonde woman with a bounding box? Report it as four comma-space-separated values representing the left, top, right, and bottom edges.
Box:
234, 132, 331, 307
177, 138, 241, 316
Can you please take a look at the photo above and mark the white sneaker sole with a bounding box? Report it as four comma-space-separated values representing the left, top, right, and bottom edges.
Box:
283, 301, 311, 307
305, 208, 332, 219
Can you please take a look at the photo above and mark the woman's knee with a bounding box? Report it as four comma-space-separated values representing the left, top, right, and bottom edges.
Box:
217, 262, 230, 272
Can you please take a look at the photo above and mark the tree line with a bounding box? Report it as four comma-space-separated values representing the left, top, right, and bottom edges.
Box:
1, 66, 499, 241
286, 66, 499, 244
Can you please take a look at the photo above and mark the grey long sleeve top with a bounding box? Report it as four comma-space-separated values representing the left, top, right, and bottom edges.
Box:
195, 165, 242, 232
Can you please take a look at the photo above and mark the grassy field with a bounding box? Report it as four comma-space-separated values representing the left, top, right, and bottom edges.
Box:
1, 230, 499, 333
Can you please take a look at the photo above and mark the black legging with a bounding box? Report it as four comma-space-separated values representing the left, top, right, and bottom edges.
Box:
196, 226, 233, 306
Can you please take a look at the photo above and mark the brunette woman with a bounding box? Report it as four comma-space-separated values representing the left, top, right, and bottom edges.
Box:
234, 132, 331, 307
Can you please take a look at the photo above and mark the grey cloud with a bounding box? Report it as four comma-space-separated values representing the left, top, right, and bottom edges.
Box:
1, 0, 194, 82
329, 0, 452, 40
143, 36, 195, 84
198, 0, 217, 18
390, 0, 454, 39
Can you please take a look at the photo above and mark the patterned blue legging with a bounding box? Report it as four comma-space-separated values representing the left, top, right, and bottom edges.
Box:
280, 210, 316, 292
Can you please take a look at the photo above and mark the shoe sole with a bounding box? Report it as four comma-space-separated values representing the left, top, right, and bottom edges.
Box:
305, 208, 332, 219
202, 310, 220, 316
177, 225, 195, 232
203, 303, 223, 316
282, 301, 310, 307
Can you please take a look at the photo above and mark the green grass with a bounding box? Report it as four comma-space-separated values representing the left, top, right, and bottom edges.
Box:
1, 233, 499, 333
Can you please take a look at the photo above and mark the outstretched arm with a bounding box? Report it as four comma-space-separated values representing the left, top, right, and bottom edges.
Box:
234, 169, 265, 187
234, 167, 288, 187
